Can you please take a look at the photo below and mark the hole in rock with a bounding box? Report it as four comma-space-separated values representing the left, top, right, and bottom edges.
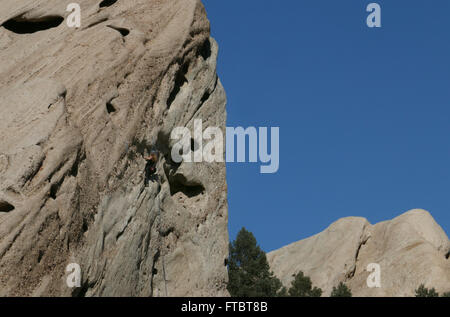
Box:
100, 0, 118, 7
169, 174, 205, 198
2, 15, 64, 34
198, 38, 211, 60
37, 250, 44, 263
200, 90, 210, 104
167, 62, 189, 108
107, 25, 130, 37
106, 101, 116, 114
70, 160, 79, 177
73, 281, 89, 297
0, 200, 15, 212
82, 219, 88, 233
190, 138, 199, 152
50, 183, 60, 199
174, 183, 204, 198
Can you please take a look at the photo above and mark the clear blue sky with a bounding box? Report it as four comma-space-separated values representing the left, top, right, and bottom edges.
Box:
203, 0, 450, 252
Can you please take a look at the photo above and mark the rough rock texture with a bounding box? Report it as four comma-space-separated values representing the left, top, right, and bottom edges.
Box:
0, 0, 229, 296
268, 209, 450, 297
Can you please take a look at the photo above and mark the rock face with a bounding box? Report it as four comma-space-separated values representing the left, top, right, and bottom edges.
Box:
268, 210, 450, 297
0, 0, 229, 296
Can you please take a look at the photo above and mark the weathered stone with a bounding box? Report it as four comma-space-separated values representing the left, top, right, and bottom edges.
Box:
268, 209, 450, 297
0, 0, 228, 296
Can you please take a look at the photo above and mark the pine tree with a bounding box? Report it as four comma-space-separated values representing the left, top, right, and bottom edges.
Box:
415, 284, 439, 297
287, 271, 322, 297
330, 282, 352, 297
227, 227, 284, 297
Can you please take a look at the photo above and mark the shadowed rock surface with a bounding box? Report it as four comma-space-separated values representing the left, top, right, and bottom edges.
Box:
0, 0, 228, 296
268, 209, 450, 297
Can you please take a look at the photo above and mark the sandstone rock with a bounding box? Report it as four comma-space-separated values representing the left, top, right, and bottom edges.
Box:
268, 209, 450, 297
0, 0, 228, 296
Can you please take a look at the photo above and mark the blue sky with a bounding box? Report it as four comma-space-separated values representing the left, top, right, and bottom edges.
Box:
203, 0, 450, 252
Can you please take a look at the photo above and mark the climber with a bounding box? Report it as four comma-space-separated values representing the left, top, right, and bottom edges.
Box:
144, 150, 159, 186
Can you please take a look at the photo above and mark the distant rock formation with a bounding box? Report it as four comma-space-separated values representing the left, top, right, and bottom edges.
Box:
268, 209, 450, 296
0, 0, 229, 296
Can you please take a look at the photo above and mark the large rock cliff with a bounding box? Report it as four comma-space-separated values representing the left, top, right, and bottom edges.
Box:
268, 209, 450, 296
0, 0, 229, 296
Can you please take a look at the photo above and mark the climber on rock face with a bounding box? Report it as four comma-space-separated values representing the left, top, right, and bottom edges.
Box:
144, 150, 159, 186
